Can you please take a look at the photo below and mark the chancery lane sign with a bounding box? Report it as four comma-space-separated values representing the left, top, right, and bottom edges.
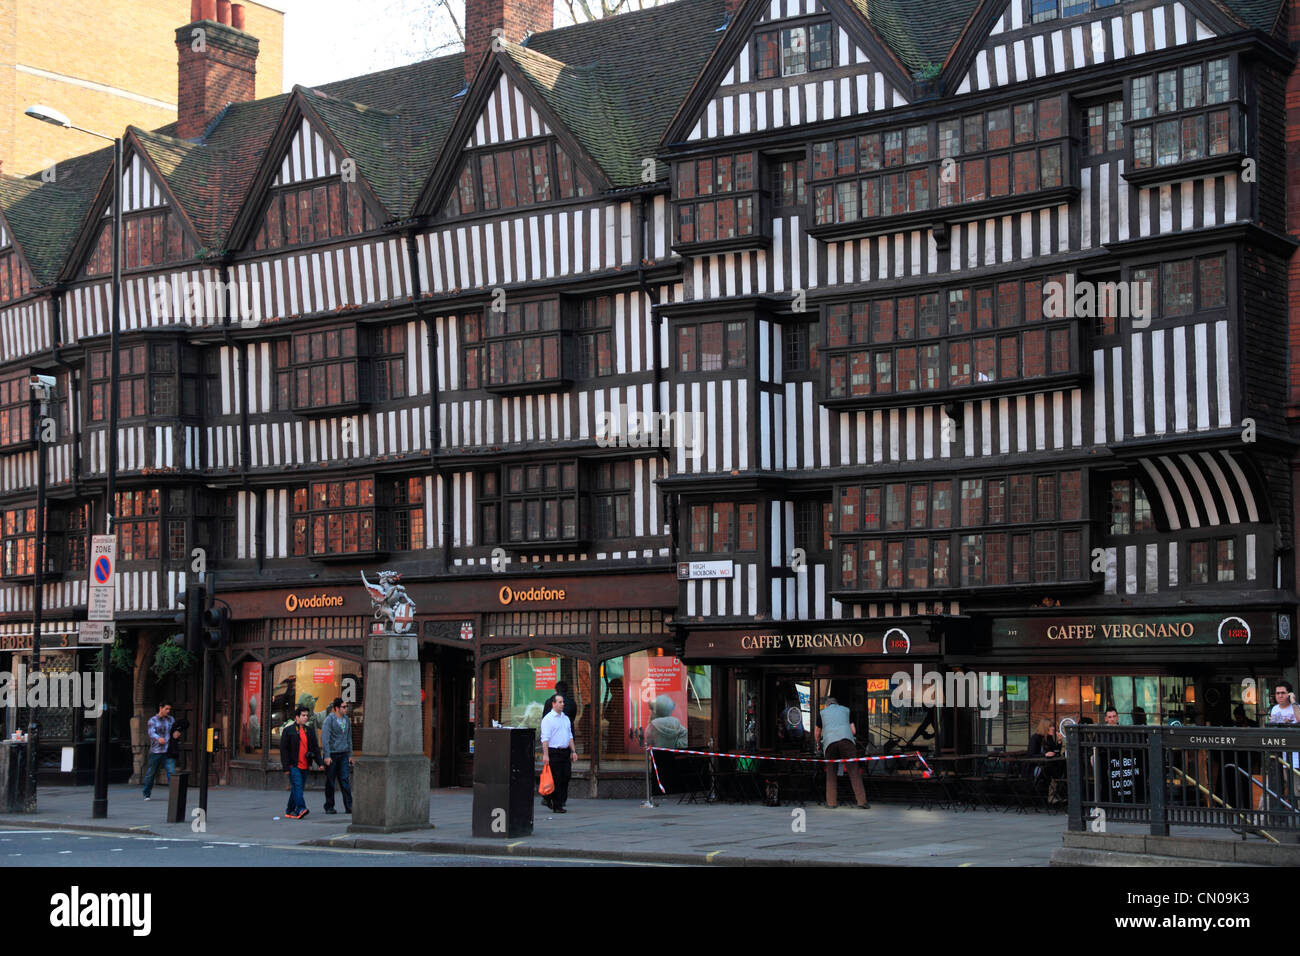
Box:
993, 612, 1285, 649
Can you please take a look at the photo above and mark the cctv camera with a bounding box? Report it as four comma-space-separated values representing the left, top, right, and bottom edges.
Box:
30, 374, 55, 390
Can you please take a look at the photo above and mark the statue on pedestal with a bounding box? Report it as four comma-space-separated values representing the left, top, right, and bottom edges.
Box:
361, 570, 416, 634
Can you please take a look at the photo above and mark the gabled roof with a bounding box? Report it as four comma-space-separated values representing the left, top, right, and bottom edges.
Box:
314, 53, 468, 215
1214, 0, 1287, 33
844, 0, 983, 75
0, 149, 110, 286
516, 0, 731, 187
129, 94, 291, 255
417, 0, 730, 216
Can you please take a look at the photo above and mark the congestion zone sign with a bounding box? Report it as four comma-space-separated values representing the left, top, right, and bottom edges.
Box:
87, 535, 116, 622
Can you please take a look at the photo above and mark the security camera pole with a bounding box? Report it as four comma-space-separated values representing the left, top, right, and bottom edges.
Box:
23, 376, 54, 811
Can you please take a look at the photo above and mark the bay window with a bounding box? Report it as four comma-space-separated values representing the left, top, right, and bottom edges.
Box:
823, 272, 1079, 406
1127, 57, 1243, 183
834, 470, 1087, 593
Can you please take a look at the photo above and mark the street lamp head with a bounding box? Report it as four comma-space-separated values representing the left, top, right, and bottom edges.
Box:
24, 105, 72, 128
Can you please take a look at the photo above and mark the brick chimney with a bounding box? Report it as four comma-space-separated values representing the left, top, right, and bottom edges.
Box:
464, 0, 553, 87
725, 0, 746, 19
175, 0, 259, 140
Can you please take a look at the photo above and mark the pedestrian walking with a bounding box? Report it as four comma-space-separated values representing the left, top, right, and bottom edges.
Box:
321, 698, 353, 814
539, 694, 576, 813
142, 702, 181, 800
279, 705, 320, 819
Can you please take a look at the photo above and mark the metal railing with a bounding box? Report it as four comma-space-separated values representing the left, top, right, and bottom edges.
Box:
1065, 725, 1300, 838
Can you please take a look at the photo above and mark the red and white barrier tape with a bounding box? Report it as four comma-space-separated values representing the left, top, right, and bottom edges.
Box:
647, 747, 934, 795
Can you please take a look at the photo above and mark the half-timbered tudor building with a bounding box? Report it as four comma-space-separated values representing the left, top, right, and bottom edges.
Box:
0, 0, 1296, 794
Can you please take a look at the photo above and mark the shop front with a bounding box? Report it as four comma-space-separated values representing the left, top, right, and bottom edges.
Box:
220, 589, 370, 789
949, 608, 1299, 754
431, 573, 685, 798
0, 622, 133, 785
683, 618, 951, 757
219, 571, 682, 795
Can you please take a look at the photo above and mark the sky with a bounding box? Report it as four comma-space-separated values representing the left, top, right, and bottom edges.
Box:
277, 0, 461, 89
275, 0, 614, 89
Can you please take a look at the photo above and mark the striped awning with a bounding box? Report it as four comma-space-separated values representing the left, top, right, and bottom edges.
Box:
1138, 450, 1263, 531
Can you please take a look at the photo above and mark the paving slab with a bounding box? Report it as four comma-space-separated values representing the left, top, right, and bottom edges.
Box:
0, 783, 1277, 866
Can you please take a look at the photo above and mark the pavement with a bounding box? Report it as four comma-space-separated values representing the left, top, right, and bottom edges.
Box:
0, 781, 1117, 866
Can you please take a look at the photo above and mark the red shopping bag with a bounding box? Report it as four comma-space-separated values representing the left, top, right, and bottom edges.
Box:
539, 764, 555, 796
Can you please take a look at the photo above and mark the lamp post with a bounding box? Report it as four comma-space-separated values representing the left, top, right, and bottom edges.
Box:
24, 106, 120, 820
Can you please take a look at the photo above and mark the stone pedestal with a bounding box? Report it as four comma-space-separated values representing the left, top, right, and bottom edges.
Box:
349, 632, 431, 834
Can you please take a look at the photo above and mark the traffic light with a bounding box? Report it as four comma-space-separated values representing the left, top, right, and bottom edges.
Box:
202, 605, 230, 650
172, 584, 202, 654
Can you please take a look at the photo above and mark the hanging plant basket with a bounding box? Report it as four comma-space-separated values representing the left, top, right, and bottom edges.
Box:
151, 643, 197, 680
92, 636, 135, 674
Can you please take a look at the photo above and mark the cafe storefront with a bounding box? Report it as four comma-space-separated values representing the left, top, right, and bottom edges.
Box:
682, 618, 958, 758
948, 608, 1299, 754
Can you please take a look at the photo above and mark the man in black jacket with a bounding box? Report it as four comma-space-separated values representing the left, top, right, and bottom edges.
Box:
280, 706, 320, 819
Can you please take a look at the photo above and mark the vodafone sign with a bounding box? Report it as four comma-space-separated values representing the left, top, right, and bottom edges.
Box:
285, 593, 345, 613
497, 585, 568, 606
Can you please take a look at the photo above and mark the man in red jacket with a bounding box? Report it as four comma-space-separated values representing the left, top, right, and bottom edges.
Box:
279, 706, 320, 819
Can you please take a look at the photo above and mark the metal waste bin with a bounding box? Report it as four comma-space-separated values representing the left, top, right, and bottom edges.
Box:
472, 728, 534, 838
0, 742, 26, 813
166, 771, 191, 823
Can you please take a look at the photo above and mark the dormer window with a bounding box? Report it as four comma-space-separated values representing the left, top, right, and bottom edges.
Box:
252, 179, 377, 251
85, 209, 195, 276
0, 246, 31, 303
1031, 0, 1124, 23
442, 140, 595, 219
754, 22, 834, 79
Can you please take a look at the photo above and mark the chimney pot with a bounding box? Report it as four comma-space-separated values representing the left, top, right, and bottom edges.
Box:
217, 0, 231, 25
231, 3, 246, 31
464, 0, 554, 87
191, 0, 202, 21
176, 8, 259, 139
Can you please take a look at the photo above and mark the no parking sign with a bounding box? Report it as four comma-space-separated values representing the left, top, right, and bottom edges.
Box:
87, 535, 116, 622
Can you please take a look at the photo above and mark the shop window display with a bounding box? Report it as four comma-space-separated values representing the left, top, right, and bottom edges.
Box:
599, 650, 711, 768
267, 655, 363, 755
485, 652, 591, 766
238, 661, 263, 759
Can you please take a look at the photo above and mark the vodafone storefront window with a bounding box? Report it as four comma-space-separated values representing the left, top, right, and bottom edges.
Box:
487, 651, 590, 764
268, 654, 363, 753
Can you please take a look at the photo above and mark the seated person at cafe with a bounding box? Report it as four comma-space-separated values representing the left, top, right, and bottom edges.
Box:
1026, 719, 1064, 782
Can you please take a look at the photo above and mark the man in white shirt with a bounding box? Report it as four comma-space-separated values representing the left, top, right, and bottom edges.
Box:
540, 694, 577, 813
1269, 682, 1297, 725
